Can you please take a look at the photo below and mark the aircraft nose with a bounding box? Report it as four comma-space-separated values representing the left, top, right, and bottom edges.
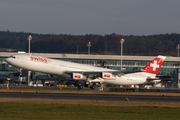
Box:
5, 58, 10, 63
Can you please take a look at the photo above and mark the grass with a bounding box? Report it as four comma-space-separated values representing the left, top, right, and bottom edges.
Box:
0, 98, 180, 120
1, 86, 180, 119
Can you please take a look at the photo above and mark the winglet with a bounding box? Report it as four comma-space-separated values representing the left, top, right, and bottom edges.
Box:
141, 55, 166, 75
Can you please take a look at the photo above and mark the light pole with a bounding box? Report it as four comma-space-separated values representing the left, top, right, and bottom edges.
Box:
177, 44, 180, 57
28, 35, 32, 54
87, 41, 91, 55
77, 45, 78, 54
120, 38, 125, 70
27, 35, 32, 85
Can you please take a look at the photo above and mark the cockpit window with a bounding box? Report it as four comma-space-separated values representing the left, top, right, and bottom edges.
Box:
10, 55, 16, 59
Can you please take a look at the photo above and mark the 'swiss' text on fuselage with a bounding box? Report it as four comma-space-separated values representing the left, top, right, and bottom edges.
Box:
30, 56, 49, 63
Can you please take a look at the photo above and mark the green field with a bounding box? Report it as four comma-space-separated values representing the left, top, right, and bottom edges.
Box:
1, 86, 180, 119
0, 98, 180, 120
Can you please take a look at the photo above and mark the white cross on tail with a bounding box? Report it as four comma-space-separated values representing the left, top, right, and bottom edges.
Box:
150, 60, 159, 71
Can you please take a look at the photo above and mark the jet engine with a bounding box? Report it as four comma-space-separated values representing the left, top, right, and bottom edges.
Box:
72, 73, 87, 80
101, 72, 116, 80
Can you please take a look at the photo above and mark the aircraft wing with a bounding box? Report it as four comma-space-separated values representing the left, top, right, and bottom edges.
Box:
155, 75, 173, 81
65, 70, 141, 76
64, 70, 143, 81
146, 75, 173, 82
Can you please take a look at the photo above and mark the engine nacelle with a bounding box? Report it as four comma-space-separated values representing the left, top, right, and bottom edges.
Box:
72, 73, 87, 80
150, 79, 161, 84
102, 72, 116, 80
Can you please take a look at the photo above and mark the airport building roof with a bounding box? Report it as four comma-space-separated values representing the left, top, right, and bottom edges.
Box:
0, 52, 180, 62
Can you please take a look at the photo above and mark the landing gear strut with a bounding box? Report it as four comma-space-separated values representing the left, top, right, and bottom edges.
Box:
77, 82, 83, 90
84, 82, 96, 90
90, 84, 96, 89
90, 82, 97, 89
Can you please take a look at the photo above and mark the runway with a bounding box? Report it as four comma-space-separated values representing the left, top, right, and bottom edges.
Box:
0, 92, 180, 102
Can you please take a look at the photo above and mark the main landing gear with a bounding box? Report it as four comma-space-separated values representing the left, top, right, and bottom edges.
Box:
77, 81, 96, 90
84, 82, 96, 90
90, 85, 96, 90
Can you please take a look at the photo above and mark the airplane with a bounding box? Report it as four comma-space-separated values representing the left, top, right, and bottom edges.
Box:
5, 54, 166, 89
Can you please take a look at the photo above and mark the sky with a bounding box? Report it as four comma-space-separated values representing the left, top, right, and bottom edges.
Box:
0, 0, 180, 35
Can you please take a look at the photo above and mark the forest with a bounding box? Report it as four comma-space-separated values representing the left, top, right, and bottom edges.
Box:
0, 30, 180, 56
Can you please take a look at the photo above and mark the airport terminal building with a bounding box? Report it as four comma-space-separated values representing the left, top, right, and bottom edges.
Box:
0, 52, 180, 88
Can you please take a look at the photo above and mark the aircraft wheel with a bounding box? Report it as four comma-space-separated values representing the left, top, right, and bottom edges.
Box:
78, 85, 83, 90
90, 85, 95, 90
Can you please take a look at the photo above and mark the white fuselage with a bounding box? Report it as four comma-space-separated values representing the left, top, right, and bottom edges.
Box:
5, 55, 151, 85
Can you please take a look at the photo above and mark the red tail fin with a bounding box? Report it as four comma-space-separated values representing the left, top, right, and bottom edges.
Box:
142, 55, 166, 75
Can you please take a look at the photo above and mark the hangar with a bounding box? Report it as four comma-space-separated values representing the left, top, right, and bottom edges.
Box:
0, 52, 180, 88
